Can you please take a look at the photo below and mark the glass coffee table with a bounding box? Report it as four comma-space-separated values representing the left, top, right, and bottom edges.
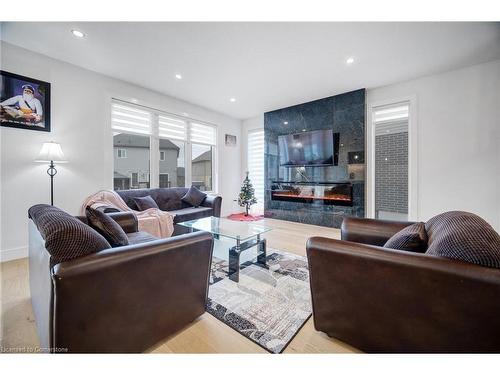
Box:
178, 216, 272, 282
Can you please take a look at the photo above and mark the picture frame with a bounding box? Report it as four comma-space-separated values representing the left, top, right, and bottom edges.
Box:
0, 70, 51, 132
225, 134, 237, 147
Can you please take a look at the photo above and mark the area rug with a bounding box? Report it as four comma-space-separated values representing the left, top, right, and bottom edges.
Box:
207, 249, 312, 354
226, 213, 264, 221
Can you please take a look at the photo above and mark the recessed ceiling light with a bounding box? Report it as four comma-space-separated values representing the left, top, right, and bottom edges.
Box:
302, 129, 306, 132
71, 29, 85, 38
130, 98, 138, 103
346, 57, 355, 65
175, 74, 182, 80
283, 121, 288, 125
230, 98, 236, 103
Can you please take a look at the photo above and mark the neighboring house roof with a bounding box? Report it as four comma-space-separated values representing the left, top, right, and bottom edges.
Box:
113, 133, 180, 153
192, 150, 212, 163
114, 171, 129, 179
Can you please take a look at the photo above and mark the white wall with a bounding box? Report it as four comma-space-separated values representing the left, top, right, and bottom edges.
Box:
0, 42, 242, 261
367, 59, 500, 230
241, 60, 500, 231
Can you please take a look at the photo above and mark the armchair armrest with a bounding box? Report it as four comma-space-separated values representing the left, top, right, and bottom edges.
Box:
306, 236, 500, 352
50, 231, 213, 352
341, 217, 415, 246
201, 194, 222, 217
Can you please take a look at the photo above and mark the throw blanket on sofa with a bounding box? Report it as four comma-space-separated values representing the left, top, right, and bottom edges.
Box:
80, 190, 175, 238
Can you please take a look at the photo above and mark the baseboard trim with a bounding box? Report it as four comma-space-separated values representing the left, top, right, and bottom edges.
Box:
1, 246, 28, 262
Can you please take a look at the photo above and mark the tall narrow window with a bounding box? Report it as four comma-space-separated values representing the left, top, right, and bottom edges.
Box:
190, 122, 216, 192
112, 102, 152, 190
373, 102, 409, 220
158, 115, 187, 188
247, 129, 265, 215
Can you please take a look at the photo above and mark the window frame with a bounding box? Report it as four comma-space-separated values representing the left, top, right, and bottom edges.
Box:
111, 99, 218, 193
117, 148, 127, 158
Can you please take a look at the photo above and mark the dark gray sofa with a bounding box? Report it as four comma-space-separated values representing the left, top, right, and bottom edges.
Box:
101, 188, 222, 234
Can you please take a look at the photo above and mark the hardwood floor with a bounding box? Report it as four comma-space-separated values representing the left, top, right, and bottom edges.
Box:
0, 218, 359, 353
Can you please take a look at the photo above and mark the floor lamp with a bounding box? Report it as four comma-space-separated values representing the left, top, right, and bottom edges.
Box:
35, 141, 67, 206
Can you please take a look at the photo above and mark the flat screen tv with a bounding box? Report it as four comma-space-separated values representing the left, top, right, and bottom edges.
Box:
278, 129, 339, 167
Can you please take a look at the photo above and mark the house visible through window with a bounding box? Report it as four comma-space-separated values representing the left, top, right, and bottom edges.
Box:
112, 99, 217, 192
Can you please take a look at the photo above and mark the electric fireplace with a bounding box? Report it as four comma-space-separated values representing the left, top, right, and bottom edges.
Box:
270, 181, 353, 207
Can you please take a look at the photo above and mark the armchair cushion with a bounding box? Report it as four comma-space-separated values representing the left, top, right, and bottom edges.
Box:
133, 195, 159, 211
28, 204, 111, 265
181, 186, 207, 207
86, 207, 129, 247
384, 222, 428, 253
425, 211, 500, 269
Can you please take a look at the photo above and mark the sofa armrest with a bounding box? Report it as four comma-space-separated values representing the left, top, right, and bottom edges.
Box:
95, 205, 121, 213
306, 236, 500, 352
341, 217, 415, 246
50, 231, 213, 352
201, 194, 222, 217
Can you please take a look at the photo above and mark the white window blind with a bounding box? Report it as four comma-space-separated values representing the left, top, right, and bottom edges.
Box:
158, 114, 187, 141
190, 122, 216, 145
111, 101, 152, 135
374, 103, 409, 135
247, 129, 264, 214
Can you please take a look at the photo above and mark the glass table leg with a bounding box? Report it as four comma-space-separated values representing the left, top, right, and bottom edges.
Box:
229, 238, 241, 282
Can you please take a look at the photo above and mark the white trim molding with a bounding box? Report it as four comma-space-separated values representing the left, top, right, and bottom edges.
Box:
0, 246, 28, 263
366, 95, 419, 221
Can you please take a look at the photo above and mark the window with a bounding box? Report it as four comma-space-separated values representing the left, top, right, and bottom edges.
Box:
111, 99, 217, 192
159, 173, 170, 188
247, 129, 264, 215
190, 122, 216, 192
372, 102, 409, 220
117, 149, 127, 158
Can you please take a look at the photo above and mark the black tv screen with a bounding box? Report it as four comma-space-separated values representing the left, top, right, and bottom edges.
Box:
278, 129, 337, 167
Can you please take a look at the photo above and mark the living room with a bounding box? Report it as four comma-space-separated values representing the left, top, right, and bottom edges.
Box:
1, 1, 500, 372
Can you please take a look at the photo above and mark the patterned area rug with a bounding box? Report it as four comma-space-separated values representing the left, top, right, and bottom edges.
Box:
207, 249, 312, 354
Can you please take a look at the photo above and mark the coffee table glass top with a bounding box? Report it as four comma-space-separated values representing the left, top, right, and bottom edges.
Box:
178, 216, 272, 241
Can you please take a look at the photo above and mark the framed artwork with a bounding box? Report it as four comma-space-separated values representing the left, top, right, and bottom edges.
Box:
0, 70, 51, 132
225, 134, 237, 147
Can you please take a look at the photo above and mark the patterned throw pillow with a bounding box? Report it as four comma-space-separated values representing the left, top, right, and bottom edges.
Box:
384, 222, 428, 253
133, 195, 159, 211
86, 207, 129, 247
425, 211, 500, 269
28, 204, 111, 265
181, 186, 207, 207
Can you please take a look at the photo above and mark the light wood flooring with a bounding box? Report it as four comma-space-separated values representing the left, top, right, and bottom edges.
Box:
1, 218, 359, 353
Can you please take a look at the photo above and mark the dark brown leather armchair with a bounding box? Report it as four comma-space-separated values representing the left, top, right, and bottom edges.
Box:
29, 211, 213, 353
306, 217, 500, 353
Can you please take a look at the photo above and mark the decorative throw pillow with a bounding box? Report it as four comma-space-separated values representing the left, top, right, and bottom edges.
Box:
425, 211, 500, 269
384, 222, 428, 253
181, 186, 207, 207
86, 207, 129, 247
28, 204, 111, 265
133, 195, 159, 211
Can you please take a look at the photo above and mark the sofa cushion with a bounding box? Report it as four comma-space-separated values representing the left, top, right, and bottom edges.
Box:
172, 207, 213, 224
384, 222, 428, 253
181, 186, 207, 207
126, 231, 159, 244
133, 195, 159, 211
117, 188, 190, 211
28, 204, 111, 265
86, 207, 129, 247
425, 211, 500, 269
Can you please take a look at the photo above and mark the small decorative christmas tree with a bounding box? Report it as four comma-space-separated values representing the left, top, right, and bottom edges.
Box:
238, 171, 257, 216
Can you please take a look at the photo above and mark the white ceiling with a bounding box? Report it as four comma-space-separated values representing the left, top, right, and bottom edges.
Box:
2, 22, 499, 119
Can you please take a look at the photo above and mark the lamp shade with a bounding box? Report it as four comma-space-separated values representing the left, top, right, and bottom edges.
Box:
35, 142, 68, 163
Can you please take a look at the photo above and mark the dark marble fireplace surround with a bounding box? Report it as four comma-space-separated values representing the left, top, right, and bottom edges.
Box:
264, 89, 365, 228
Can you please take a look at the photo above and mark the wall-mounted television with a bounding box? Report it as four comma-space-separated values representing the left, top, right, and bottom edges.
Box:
278, 129, 339, 167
